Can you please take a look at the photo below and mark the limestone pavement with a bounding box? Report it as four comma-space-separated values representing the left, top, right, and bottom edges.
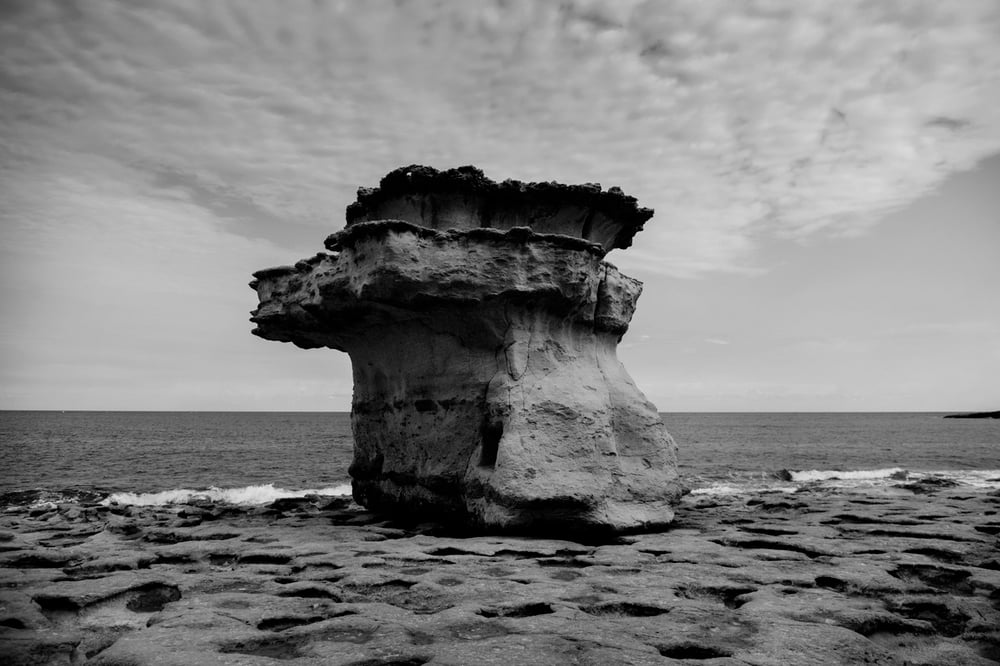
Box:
2, 483, 999, 665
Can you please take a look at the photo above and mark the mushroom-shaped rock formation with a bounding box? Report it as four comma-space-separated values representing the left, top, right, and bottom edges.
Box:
250, 165, 682, 535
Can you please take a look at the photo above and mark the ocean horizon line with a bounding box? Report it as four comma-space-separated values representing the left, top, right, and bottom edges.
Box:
0, 408, 987, 415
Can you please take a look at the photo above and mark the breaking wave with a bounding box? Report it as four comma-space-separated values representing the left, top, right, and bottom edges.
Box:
689, 484, 797, 496
789, 467, 909, 482
687, 468, 1000, 496
102, 483, 353, 506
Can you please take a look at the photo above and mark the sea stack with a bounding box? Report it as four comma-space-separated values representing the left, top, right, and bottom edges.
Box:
250, 165, 682, 534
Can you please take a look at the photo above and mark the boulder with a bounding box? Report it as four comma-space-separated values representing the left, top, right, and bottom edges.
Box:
250, 166, 681, 534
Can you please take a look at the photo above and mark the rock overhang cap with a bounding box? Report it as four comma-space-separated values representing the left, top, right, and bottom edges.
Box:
344, 164, 654, 251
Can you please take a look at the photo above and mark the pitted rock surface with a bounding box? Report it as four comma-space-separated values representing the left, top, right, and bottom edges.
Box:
2, 486, 999, 665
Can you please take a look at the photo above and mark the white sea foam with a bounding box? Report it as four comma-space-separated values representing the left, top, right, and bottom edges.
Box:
102, 483, 353, 507
932, 470, 1000, 488
690, 484, 798, 496
686, 468, 1000, 496
790, 467, 908, 482
790, 468, 1000, 488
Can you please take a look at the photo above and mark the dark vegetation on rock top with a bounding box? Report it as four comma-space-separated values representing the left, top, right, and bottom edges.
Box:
344, 164, 654, 250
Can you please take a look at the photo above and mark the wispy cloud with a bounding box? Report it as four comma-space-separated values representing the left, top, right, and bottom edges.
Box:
2, 0, 999, 279
2, 0, 999, 411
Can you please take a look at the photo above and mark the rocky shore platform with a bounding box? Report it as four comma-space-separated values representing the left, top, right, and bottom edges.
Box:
2, 485, 999, 665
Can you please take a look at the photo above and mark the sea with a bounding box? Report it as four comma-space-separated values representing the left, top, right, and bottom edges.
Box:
1, 411, 998, 507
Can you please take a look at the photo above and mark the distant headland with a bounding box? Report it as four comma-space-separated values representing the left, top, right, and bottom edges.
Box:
943, 410, 1000, 419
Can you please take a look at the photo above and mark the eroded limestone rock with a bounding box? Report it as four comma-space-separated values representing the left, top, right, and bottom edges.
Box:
250, 166, 681, 533
343, 164, 654, 251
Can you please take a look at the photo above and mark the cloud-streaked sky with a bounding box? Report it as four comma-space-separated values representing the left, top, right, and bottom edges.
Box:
2, 0, 998, 411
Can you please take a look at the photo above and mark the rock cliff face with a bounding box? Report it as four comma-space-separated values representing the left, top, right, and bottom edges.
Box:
250, 166, 681, 534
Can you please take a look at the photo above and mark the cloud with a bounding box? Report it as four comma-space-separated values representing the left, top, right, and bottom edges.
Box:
2, 0, 999, 283
0, 145, 357, 410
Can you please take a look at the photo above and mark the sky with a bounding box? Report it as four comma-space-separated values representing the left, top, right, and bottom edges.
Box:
1, 0, 998, 412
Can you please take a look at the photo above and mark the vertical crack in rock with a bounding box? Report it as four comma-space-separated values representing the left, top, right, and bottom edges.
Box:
593, 263, 608, 334
250, 165, 681, 534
